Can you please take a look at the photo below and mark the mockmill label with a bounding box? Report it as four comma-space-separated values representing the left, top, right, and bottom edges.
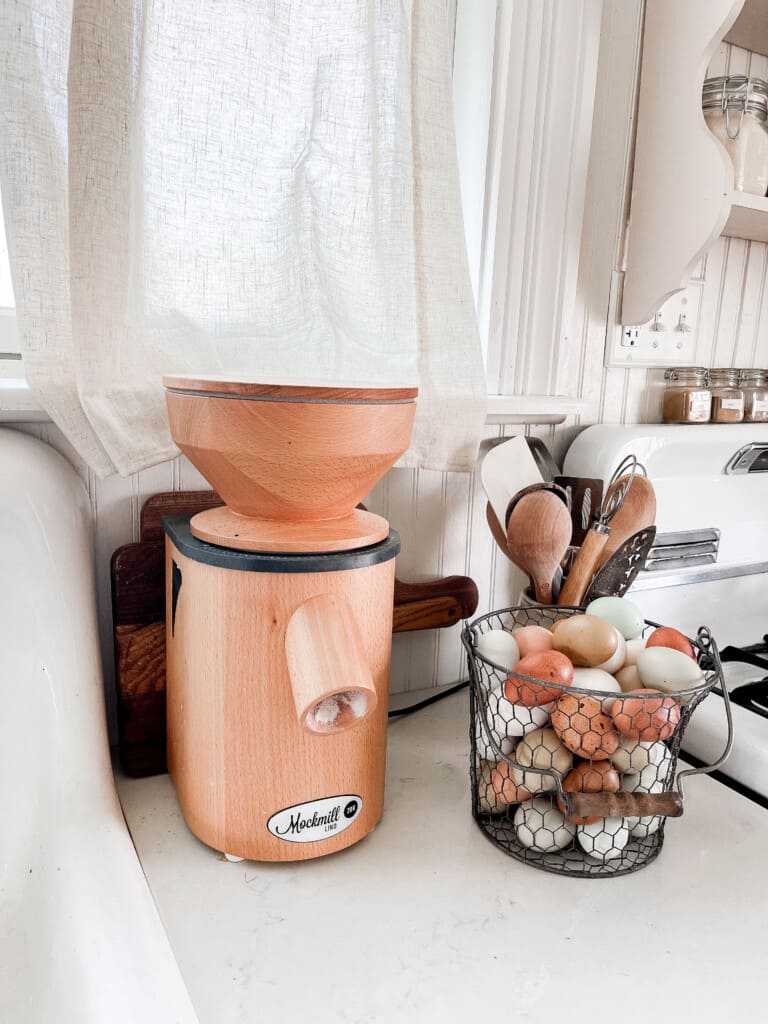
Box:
267, 794, 362, 843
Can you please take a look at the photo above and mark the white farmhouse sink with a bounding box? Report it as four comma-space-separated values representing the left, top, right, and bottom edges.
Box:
0, 429, 197, 1024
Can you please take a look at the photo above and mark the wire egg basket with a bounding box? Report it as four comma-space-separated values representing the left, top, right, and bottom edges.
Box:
462, 605, 733, 878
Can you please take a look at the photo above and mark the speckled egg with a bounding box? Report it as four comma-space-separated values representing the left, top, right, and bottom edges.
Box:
637, 646, 704, 693
550, 692, 620, 759
552, 614, 619, 668
557, 760, 621, 825
474, 629, 520, 671
585, 596, 645, 640
514, 797, 576, 852
504, 651, 574, 706
610, 689, 681, 741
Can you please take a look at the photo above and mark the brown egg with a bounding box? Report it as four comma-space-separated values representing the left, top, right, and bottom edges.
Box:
552, 614, 619, 668
646, 627, 696, 660
511, 625, 554, 658
504, 651, 574, 707
489, 760, 532, 805
550, 692, 620, 759
557, 760, 621, 825
615, 664, 641, 692
611, 689, 681, 741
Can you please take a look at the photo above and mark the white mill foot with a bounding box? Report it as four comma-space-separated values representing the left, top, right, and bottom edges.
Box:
224, 853, 244, 863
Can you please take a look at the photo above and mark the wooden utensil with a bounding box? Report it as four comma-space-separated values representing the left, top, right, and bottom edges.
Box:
486, 501, 511, 556
597, 471, 656, 568
557, 456, 641, 607
506, 490, 573, 603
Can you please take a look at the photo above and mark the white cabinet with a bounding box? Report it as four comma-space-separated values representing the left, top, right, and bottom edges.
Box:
622, 0, 768, 327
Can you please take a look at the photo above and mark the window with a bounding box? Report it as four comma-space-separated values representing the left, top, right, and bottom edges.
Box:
0, 186, 22, 381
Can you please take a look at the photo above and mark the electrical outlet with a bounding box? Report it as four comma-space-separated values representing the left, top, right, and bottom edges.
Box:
607, 274, 705, 368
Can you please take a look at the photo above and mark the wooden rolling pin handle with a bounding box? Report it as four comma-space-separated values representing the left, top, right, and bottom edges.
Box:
557, 526, 610, 606
567, 791, 684, 819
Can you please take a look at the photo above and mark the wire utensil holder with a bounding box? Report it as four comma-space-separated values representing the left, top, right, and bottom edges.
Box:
462, 605, 733, 878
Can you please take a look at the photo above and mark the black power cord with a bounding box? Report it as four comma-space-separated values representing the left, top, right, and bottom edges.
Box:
387, 679, 469, 718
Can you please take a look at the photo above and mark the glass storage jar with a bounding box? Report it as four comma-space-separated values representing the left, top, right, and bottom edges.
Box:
703, 76, 768, 195
740, 369, 768, 422
662, 368, 711, 424
710, 368, 745, 423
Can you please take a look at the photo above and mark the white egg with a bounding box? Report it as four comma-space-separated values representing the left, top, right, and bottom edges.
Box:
514, 797, 575, 852
637, 646, 704, 693
488, 684, 553, 738
474, 722, 516, 762
585, 596, 645, 640
623, 636, 647, 667
571, 667, 621, 713
610, 736, 668, 775
576, 817, 630, 861
475, 629, 520, 671
621, 752, 674, 794
624, 815, 663, 839
596, 630, 627, 675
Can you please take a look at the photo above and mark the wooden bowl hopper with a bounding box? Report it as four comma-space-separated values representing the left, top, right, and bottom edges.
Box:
163, 376, 417, 861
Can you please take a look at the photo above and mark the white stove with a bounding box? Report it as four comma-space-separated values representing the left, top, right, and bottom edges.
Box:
564, 423, 768, 804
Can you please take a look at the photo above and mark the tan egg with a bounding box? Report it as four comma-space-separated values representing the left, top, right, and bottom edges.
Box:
552, 614, 619, 668
515, 727, 573, 775
623, 636, 647, 668
610, 736, 668, 775
511, 763, 557, 794
596, 630, 627, 675
615, 664, 641, 692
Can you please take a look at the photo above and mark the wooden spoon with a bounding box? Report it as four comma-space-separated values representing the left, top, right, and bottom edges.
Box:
597, 473, 656, 568
506, 490, 573, 604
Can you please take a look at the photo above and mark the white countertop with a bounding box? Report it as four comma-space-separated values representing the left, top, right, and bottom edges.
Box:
117, 690, 767, 1024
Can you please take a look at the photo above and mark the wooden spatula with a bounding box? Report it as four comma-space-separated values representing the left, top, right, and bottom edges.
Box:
597, 473, 656, 568
506, 490, 573, 604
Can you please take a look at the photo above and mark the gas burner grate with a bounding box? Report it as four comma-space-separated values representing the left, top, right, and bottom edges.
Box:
729, 679, 768, 719
720, 638, 768, 674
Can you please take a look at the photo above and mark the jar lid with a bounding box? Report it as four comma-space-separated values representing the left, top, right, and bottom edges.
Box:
709, 367, 741, 386
739, 368, 768, 385
702, 76, 768, 121
664, 367, 708, 385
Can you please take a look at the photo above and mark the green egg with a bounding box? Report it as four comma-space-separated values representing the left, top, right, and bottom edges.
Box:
584, 595, 644, 640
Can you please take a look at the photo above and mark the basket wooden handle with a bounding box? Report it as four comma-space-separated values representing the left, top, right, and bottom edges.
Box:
567, 791, 684, 818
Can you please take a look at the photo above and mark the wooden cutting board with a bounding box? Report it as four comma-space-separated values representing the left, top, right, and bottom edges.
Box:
112, 492, 479, 777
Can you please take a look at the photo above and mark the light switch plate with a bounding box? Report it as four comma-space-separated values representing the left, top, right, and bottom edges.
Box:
606, 272, 705, 368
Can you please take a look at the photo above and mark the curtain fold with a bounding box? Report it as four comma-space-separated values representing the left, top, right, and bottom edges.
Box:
1, 0, 485, 477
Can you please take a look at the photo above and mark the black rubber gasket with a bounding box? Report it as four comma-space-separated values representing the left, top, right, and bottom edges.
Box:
162, 514, 400, 573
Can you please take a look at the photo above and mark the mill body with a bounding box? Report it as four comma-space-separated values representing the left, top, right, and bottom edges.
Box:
162, 377, 417, 861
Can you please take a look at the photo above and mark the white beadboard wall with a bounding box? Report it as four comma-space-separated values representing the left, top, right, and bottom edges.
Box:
11, 1, 768, 740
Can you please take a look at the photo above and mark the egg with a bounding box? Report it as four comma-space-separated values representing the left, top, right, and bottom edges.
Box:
557, 760, 621, 825
488, 683, 553, 737
474, 722, 516, 762
610, 689, 681, 741
615, 664, 641, 692
514, 797, 576, 852
637, 646, 704, 693
620, 752, 672, 838
576, 817, 630, 862
596, 629, 627, 675
504, 651, 574, 706
477, 760, 511, 814
585, 595, 645, 640
511, 763, 557, 795
515, 727, 573, 775
550, 692, 620, 759
511, 625, 554, 658
645, 626, 696, 660
623, 636, 647, 667
474, 628, 520, 671
552, 614, 619, 668
488, 760, 532, 806
610, 736, 668, 775
624, 813, 663, 839
620, 751, 674, 793
572, 667, 621, 712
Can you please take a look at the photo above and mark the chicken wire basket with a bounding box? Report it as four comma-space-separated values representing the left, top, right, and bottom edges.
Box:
462, 605, 734, 878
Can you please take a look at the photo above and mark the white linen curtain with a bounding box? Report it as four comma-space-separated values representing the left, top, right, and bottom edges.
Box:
0, 0, 485, 477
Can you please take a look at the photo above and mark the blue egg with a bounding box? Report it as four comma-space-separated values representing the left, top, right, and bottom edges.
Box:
584, 596, 644, 640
